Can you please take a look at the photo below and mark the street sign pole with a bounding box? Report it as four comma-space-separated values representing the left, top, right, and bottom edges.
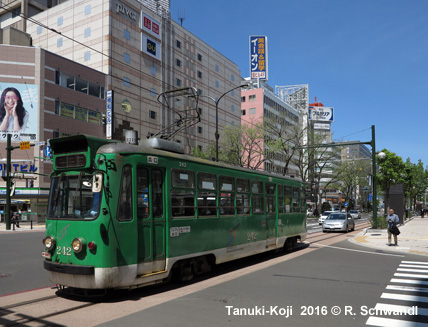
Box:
5, 134, 12, 230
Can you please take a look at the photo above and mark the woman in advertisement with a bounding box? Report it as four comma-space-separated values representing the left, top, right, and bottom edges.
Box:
0, 87, 29, 134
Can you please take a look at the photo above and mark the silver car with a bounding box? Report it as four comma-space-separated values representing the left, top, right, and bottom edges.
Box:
349, 210, 361, 219
322, 213, 355, 233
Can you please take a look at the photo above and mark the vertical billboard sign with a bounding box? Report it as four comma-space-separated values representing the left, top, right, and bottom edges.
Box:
106, 90, 113, 140
141, 11, 162, 61
0, 82, 39, 142
250, 36, 268, 80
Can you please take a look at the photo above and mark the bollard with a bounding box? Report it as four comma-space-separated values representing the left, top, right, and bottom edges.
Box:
31, 220, 33, 230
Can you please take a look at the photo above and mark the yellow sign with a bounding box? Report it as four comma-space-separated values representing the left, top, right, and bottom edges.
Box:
20, 141, 30, 150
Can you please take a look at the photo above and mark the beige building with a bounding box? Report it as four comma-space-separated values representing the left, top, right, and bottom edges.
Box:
0, 43, 106, 221
25, 0, 242, 153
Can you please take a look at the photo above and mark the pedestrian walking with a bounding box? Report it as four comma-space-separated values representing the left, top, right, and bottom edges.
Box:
386, 208, 399, 246
11, 212, 20, 228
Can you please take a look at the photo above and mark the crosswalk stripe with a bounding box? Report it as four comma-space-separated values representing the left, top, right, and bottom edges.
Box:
375, 303, 428, 316
381, 292, 428, 303
395, 273, 428, 279
398, 268, 428, 273
400, 264, 428, 269
386, 285, 428, 294
390, 279, 428, 286
402, 261, 428, 266
367, 316, 428, 327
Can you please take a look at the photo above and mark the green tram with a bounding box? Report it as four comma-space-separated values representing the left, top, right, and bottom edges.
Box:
42, 135, 307, 290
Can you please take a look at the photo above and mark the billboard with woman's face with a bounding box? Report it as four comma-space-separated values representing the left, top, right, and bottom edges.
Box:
0, 82, 39, 142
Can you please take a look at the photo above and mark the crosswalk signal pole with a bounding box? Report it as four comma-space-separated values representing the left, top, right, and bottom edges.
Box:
5, 134, 12, 230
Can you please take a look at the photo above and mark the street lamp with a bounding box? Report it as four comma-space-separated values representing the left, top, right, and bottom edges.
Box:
200, 84, 249, 162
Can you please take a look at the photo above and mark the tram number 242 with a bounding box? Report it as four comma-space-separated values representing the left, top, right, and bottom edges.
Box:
57, 246, 72, 256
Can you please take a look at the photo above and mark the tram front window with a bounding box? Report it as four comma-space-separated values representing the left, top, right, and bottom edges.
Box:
47, 173, 102, 219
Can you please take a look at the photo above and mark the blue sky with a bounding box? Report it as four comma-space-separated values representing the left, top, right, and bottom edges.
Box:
170, 0, 428, 166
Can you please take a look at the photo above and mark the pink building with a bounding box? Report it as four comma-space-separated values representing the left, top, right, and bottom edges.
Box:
241, 83, 302, 176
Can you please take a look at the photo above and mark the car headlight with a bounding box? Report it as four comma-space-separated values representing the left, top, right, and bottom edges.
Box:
72, 237, 86, 253
43, 236, 56, 250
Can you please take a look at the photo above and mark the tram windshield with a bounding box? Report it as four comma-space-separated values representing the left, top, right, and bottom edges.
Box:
47, 173, 102, 219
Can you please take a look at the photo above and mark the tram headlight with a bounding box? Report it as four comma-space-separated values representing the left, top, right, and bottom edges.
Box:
43, 236, 56, 251
71, 237, 86, 253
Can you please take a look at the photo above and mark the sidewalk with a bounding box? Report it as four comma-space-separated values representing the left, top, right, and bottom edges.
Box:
351, 216, 428, 256
0, 221, 46, 232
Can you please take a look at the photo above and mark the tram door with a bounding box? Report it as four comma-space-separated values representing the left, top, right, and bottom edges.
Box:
137, 167, 166, 274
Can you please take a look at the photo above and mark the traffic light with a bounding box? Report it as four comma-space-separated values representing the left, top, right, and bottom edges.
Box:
30, 179, 34, 188
101, 114, 106, 125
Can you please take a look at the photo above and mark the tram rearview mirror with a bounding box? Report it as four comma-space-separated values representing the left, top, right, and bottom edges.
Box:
92, 174, 102, 193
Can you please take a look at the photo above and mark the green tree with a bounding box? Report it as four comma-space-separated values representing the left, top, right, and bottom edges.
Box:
377, 149, 405, 213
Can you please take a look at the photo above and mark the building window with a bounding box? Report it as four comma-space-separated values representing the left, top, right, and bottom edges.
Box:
231, 121, 235, 126
198, 89, 202, 95
198, 145, 202, 151
215, 65, 219, 72
176, 78, 181, 87
197, 53, 202, 61
241, 96, 246, 102
241, 110, 246, 116
149, 110, 156, 119
198, 71, 202, 79
249, 108, 256, 115
215, 81, 219, 88
150, 88, 156, 97
58, 16, 63, 26
37, 26, 42, 34
84, 51, 91, 61
124, 77, 130, 87
198, 108, 202, 115
124, 53, 130, 63
84, 27, 91, 38
198, 126, 202, 133
231, 105, 235, 112
176, 40, 181, 48
231, 90, 234, 96
150, 66, 156, 75
231, 74, 235, 81
85, 5, 91, 15
124, 29, 130, 40
249, 94, 256, 101
55, 100, 60, 114
176, 59, 181, 67
57, 38, 63, 47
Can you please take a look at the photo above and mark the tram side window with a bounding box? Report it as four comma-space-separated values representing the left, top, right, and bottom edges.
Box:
137, 167, 149, 219
197, 172, 217, 217
278, 185, 284, 214
284, 185, 292, 213
219, 175, 235, 216
300, 187, 306, 213
252, 181, 264, 214
292, 187, 300, 213
152, 169, 164, 218
171, 169, 195, 218
118, 165, 133, 221
237, 178, 250, 215
266, 183, 276, 213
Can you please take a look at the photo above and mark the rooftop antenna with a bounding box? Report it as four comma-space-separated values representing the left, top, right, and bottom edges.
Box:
178, 9, 185, 26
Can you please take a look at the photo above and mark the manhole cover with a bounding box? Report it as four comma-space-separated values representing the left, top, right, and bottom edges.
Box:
0, 272, 11, 278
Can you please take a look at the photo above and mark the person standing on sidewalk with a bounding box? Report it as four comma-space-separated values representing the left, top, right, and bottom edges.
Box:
387, 208, 399, 246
